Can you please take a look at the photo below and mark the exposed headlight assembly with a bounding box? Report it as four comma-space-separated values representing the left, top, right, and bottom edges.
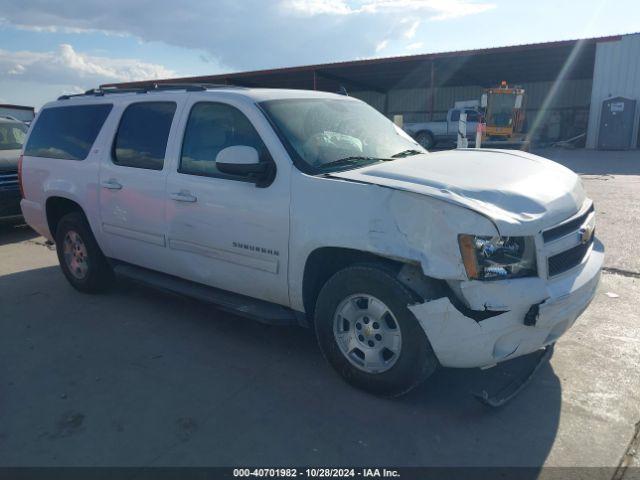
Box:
458, 234, 537, 280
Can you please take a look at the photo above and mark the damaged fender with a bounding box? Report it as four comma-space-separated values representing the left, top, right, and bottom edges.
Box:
409, 298, 515, 368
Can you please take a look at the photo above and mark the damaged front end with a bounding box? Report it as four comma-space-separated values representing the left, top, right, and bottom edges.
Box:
303, 153, 603, 373
398, 235, 602, 370
367, 182, 604, 373
309, 148, 603, 404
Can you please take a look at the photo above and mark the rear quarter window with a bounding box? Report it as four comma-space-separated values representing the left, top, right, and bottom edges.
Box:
24, 104, 112, 160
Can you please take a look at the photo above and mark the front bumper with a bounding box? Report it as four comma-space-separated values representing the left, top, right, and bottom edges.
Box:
409, 238, 603, 368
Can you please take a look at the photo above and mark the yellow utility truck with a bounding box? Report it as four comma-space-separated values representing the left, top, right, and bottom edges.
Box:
480, 81, 530, 150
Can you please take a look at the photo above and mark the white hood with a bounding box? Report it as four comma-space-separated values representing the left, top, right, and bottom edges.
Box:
331, 149, 587, 235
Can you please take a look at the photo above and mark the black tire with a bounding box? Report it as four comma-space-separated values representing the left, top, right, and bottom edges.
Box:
415, 131, 435, 150
314, 264, 439, 397
55, 211, 113, 293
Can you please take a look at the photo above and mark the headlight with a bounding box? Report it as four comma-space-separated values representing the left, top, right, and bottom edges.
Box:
458, 234, 537, 280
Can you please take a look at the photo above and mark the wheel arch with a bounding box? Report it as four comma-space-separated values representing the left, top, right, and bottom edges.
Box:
415, 129, 434, 136
414, 129, 436, 146
45, 196, 86, 239
302, 247, 405, 319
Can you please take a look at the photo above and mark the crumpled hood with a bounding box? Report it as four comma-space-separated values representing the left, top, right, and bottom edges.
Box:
331, 149, 587, 235
0, 149, 20, 173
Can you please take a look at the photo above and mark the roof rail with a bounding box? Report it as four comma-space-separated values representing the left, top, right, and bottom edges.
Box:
58, 82, 246, 100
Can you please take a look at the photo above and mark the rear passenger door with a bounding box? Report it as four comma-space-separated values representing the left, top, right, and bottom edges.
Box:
164, 98, 290, 306
98, 98, 184, 269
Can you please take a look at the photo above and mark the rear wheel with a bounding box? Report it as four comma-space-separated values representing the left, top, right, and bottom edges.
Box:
55, 212, 113, 293
314, 264, 439, 397
415, 131, 435, 150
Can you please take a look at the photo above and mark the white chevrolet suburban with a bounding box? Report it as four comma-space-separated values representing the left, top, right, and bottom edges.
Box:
19, 84, 603, 397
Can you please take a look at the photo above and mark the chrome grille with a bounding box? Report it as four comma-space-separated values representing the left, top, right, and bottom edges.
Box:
0, 172, 19, 190
547, 236, 594, 276
543, 204, 594, 243
542, 202, 596, 278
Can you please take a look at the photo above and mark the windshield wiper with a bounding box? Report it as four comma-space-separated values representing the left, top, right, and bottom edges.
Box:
391, 149, 424, 158
317, 156, 389, 171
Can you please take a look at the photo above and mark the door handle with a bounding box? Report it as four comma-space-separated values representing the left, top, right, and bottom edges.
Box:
170, 191, 197, 203
101, 179, 122, 190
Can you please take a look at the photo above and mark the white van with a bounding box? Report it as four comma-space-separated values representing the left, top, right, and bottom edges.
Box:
19, 85, 603, 397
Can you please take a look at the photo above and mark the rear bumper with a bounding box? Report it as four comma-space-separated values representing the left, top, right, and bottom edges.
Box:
410, 238, 603, 368
20, 198, 52, 240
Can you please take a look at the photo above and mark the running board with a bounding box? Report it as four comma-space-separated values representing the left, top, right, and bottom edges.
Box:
112, 263, 298, 326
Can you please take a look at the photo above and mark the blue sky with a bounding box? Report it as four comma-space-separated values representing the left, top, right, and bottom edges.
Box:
0, 0, 638, 108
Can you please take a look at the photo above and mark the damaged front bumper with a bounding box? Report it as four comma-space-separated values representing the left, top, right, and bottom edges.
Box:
409, 238, 604, 368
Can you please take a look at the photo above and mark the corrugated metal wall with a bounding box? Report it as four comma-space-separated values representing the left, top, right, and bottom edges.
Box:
586, 33, 640, 149
351, 78, 593, 140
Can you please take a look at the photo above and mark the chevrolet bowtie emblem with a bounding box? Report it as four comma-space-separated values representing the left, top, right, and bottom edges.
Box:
579, 225, 595, 245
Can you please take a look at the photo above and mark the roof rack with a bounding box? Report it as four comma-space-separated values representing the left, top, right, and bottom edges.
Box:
57, 83, 246, 100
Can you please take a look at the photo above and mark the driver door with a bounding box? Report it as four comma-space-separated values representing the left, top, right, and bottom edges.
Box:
164, 96, 290, 306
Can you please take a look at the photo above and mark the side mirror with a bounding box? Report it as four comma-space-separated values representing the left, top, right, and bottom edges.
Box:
480, 93, 488, 108
216, 146, 267, 176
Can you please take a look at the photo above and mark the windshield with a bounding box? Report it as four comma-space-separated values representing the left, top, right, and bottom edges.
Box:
0, 122, 28, 151
486, 93, 516, 127
260, 98, 425, 174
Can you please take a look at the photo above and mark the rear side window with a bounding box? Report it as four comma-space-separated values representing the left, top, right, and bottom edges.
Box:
113, 102, 177, 170
24, 104, 112, 160
450, 110, 460, 122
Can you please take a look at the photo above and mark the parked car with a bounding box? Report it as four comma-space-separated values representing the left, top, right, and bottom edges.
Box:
0, 104, 35, 125
20, 85, 603, 396
0, 116, 28, 220
404, 108, 480, 149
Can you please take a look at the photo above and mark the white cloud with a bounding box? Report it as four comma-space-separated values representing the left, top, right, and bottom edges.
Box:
0, 0, 495, 72
375, 39, 389, 52
285, 0, 495, 20
0, 44, 175, 86
403, 20, 421, 39
285, 0, 353, 15
406, 41, 424, 51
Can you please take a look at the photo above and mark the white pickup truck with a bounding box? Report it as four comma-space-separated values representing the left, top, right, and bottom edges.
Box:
19, 85, 602, 397
404, 108, 480, 149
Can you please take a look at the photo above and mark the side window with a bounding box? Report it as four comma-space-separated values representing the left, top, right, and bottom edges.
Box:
24, 104, 112, 160
113, 102, 177, 170
450, 109, 460, 122
180, 102, 269, 180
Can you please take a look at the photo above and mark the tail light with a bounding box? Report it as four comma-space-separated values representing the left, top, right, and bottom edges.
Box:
17, 154, 24, 198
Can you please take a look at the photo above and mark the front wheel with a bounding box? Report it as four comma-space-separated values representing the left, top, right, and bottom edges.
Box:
314, 264, 439, 397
